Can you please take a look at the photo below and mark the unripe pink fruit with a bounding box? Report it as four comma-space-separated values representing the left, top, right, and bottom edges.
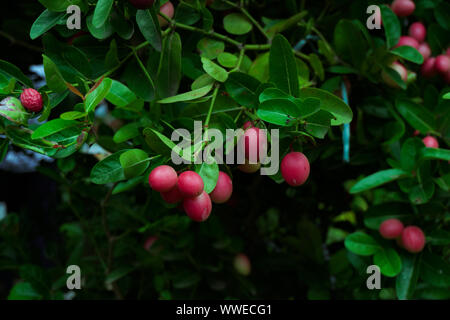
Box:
391, 0, 415, 17
242, 127, 267, 161
148, 165, 178, 192
178, 171, 204, 198
183, 191, 212, 222
143, 236, 158, 251
129, 0, 155, 9
401, 226, 425, 253
210, 171, 233, 204
421, 57, 437, 78
395, 36, 419, 50
281, 152, 310, 187
160, 183, 183, 204
382, 61, 408, 88
417, 42, 431, 61
435, 55, 450, 74
408, 22, 426, 43
379, 219, 404, 239
422, 136, 439, 148
158, 1, 174, 27
233, 253, 251, 276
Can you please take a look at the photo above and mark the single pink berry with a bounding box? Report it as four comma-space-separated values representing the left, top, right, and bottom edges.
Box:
242, 127, 267, 162
391, 0, 415, 17
210, 172, 233, 204
408, 22, 426, 43
421, 57, 436, 78
395, 36, 419, 50
435, 55, 450, 74
233, 253, 251, 276
148, 165, 178, 192
422, 136, 439, 148
178, 171, 204, 198
417, 42, 431, 61
243, 121, 254, 130
379, 219, 404, 239
401, 226, 425, 253
183, 191, 212, 222
143, 236, 158, 251
281, 152, 310, 187
20, 88, 43, 112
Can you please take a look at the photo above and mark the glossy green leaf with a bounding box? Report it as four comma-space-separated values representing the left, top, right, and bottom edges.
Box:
201, 57, 228, 82
0, 60, 33, 87
113, 123, 140, 144
396, 254, 421, 300
195, 159, 219, 194
197, 38, 225, 60
157, 32, 182, 99
32, 119, 79, 140
373, 248, 402, 277
30, 9, 65, 40
136, 8, 162, 51
395, 99, 437, 134
85, 78, 113, 113
224, 72, 260, 107
256, 99, 300, 126
106, 80, 137, 107
158, 82, 214, 104
391, 46, 424, 64
380, 5, 400, 48
42, 55, 67, 93
90, 150, 127, 184
223, 13, 252, 35
350, 169, 409, 193
119, 149, 149, 179
86, 14, 113, 40
92, 0, 114, 28
344, 232, 381, 256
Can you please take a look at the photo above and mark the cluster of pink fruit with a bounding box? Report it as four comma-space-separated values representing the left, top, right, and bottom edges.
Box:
379, 218, 425, 253
148, 121, 311, 222
384, 0, 450, 85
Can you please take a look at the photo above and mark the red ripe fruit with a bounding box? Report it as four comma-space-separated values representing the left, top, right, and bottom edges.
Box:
281, 152, 310, 187
395, 36, 419, 50
148, 165, 178, 192
408, 22, 426, 43
210, 172, 233, 204
242, 121, 254, 130
422, 136, 439, 148
417, 42, 431, 61
183, 191, 212, 222
391, 0, 415, 17
379, 219, 404, 239
242, 127, 267, 161
421, 57, 437, 78
435, 55, 450, 74
446, 48, 450, 57
233, 253, 251, 276
158, 1, 175, 27
129, 0, 155, 9
20, 88, 43, 112
160, 183, 183, 204
401, 226, 426, 253
178, 171, 204, 198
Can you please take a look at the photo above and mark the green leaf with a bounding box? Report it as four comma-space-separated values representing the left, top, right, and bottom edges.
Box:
87, 14, 113, 40
197, 38, 225, 60
298, 88, 353, 125
42, 55, 67, 93
157, 32, 182, 99
420, 148, 450, 161
249, 52, 270, 82
113, 123, 140, 144
218, 52, 238, 68
8, 282, 42, 300
119, 149, 149, 179
30, 9, 65, 40
201, 57, 228, 82
257, 98, 300, 126
148, 129, 193, 163
443, 92, 450, 100
396, 254, 421, 300
373, 248, 402, 277
39, 0, 83, 12
421, 252, 450, 287
123, 60, 155, 102
380, 5, 400, 48
136, 8, 162, 51
350, 169, 409, 193
333, 19, 369, 68
390, 46, 424, 64
112, 176, 145, 195
224, 72, 260, 107
309, 53, 324, 81
269, 34, 299, 97
195, 159, 219, 194
400, 137, 424, 172
85, 78, 113, 113
105, 80, 137, 107
344, 232, 381, 256
93, 0, 114, 28
395, 99, 437, 134
60, 111, 87, 121
434, 2, 450, 30
90, 150, 127, 184
158, 83, 214, 104
223, 13, 252, 35
0, 60, 33, 87
31, 119, 79, 140
105, 266, 135, 284
266, 11, 307, 38
304, 110, 333, 139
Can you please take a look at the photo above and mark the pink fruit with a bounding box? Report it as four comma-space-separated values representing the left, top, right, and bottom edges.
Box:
143, 236, 158, 251
421, 57, 437, 78
435, 55, 450, 74
281, 152, 310, 187
243, 121, 254, 130
233, 253, 251, 276
422, 136, 439, 148
408, 22, 426, 43
446, 48, 450, 57
210, 172, 233, 204
382, 61, 408, 87
379, 219, 404, 239
242, 127, 267, 161
417, 42, 431, 61
148, 165, 178, 192
20, 88, 43, 112
401, 226, 426, 253
395, 36, 419, 50
183, 191, 212, 222
391, 0, 415, 17
160, 183, 183, 204
158, 1, 174, 27
178, 171, 204, 198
